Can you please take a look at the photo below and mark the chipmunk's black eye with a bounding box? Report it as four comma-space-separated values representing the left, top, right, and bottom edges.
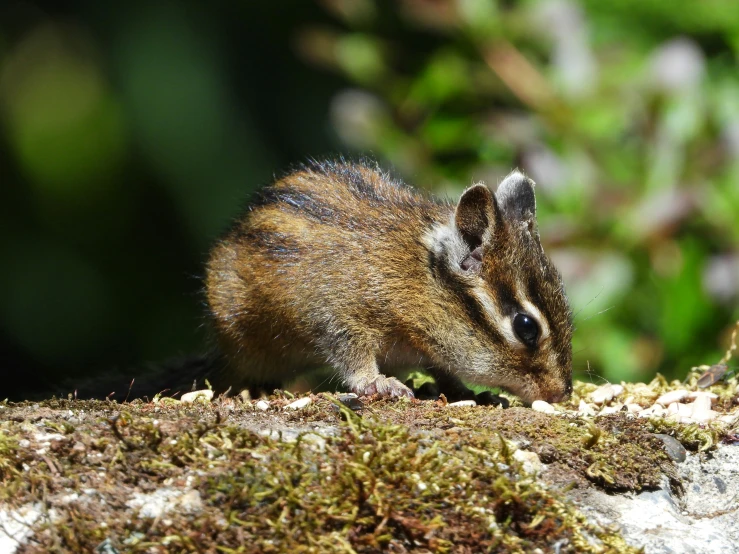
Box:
513, 313, 539, 347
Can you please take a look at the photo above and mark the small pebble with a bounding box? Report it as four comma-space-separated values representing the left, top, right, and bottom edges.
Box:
690, 395, 718, 422
652, 405, 666, 417
638, 404, 666, 418
687, 391, 717, 402
667, 402, 693, 418
598, 405, 621, 416
531, 400, 556, 414
513, 450, 543, 474
180, 389, 213, 404
691, 410, 718, 423
691, 394, 712, 413
653, 433, 687, 463
255, 400, 270, 411
655, 389, 689, 406
578, 400, 595, 416
590, 383, 624, 405
338, 394, 364, 412
447, 400, 477, 408
284, 397, 312, 410
626, 403, 643, 413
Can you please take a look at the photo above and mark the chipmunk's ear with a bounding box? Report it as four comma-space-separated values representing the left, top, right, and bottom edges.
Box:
495, 170, 536, 224
453, 183, 497, 274
455, 183, 496, 250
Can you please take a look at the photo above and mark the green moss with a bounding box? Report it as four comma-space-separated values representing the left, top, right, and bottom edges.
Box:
566, 372, 737, 453
372, 402, 675, 493
570, 374, 674, 410
0, 396, 647, 553
8, 378, 731, 551
645, 418, 723, 452
197, 408, 635, 552
0, 426, 22, 487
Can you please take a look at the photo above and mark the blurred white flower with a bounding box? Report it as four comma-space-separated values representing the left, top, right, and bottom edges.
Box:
703, 254, 739, 302
522, 145, 567, 194
533, 0, 597, 98
649, 37, 705, 93
330, 89, 387, 148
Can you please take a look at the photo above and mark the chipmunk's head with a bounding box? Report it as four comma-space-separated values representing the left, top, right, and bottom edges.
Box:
425, 170, 573, 403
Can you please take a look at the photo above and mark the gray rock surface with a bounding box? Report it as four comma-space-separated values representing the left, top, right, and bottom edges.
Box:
573, 443, 739, 554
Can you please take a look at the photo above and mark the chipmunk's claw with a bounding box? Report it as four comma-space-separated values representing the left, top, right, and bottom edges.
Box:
353, 375, 415, 399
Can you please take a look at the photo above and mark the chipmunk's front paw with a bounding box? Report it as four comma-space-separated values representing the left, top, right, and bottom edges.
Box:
353, 375, 415, 399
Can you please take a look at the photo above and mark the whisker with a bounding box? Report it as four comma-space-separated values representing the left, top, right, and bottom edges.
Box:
573, 286, 605, 320
314, 373, 334, 391
581, 306, 615, 322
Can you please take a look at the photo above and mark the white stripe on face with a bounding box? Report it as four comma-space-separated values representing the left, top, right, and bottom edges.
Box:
470, 287, 518, 345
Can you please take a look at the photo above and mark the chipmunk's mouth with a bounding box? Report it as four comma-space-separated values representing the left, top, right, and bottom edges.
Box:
501, 378, 571, 405
545, 388, 571, 404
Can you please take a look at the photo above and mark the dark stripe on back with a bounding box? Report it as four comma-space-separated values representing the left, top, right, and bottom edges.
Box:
242, 229, 302, 259
310, 160, 446, 214
306, 159, 387, 204
251, 185, 342, 225
339, 165, 385, 203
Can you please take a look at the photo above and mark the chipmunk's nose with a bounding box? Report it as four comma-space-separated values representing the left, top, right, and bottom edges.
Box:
547, 382, 572, 404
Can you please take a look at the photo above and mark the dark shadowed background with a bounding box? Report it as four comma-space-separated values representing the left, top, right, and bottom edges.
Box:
1, 0, 738, 400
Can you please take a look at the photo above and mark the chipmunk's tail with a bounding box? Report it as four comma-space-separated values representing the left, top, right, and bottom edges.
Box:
42, 351, 229, 401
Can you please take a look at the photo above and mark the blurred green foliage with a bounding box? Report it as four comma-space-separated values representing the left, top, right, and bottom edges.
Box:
304, 0, 739, 384
0, 0, 737, 398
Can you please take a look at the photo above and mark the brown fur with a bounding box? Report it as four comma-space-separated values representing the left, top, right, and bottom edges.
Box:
205, 160, 573, 403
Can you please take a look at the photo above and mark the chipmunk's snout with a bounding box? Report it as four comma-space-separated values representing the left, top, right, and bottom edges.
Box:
546, 382, 573, 404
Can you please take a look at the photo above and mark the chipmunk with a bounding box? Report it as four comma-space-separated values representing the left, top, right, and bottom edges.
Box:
205, 160, 573, 404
